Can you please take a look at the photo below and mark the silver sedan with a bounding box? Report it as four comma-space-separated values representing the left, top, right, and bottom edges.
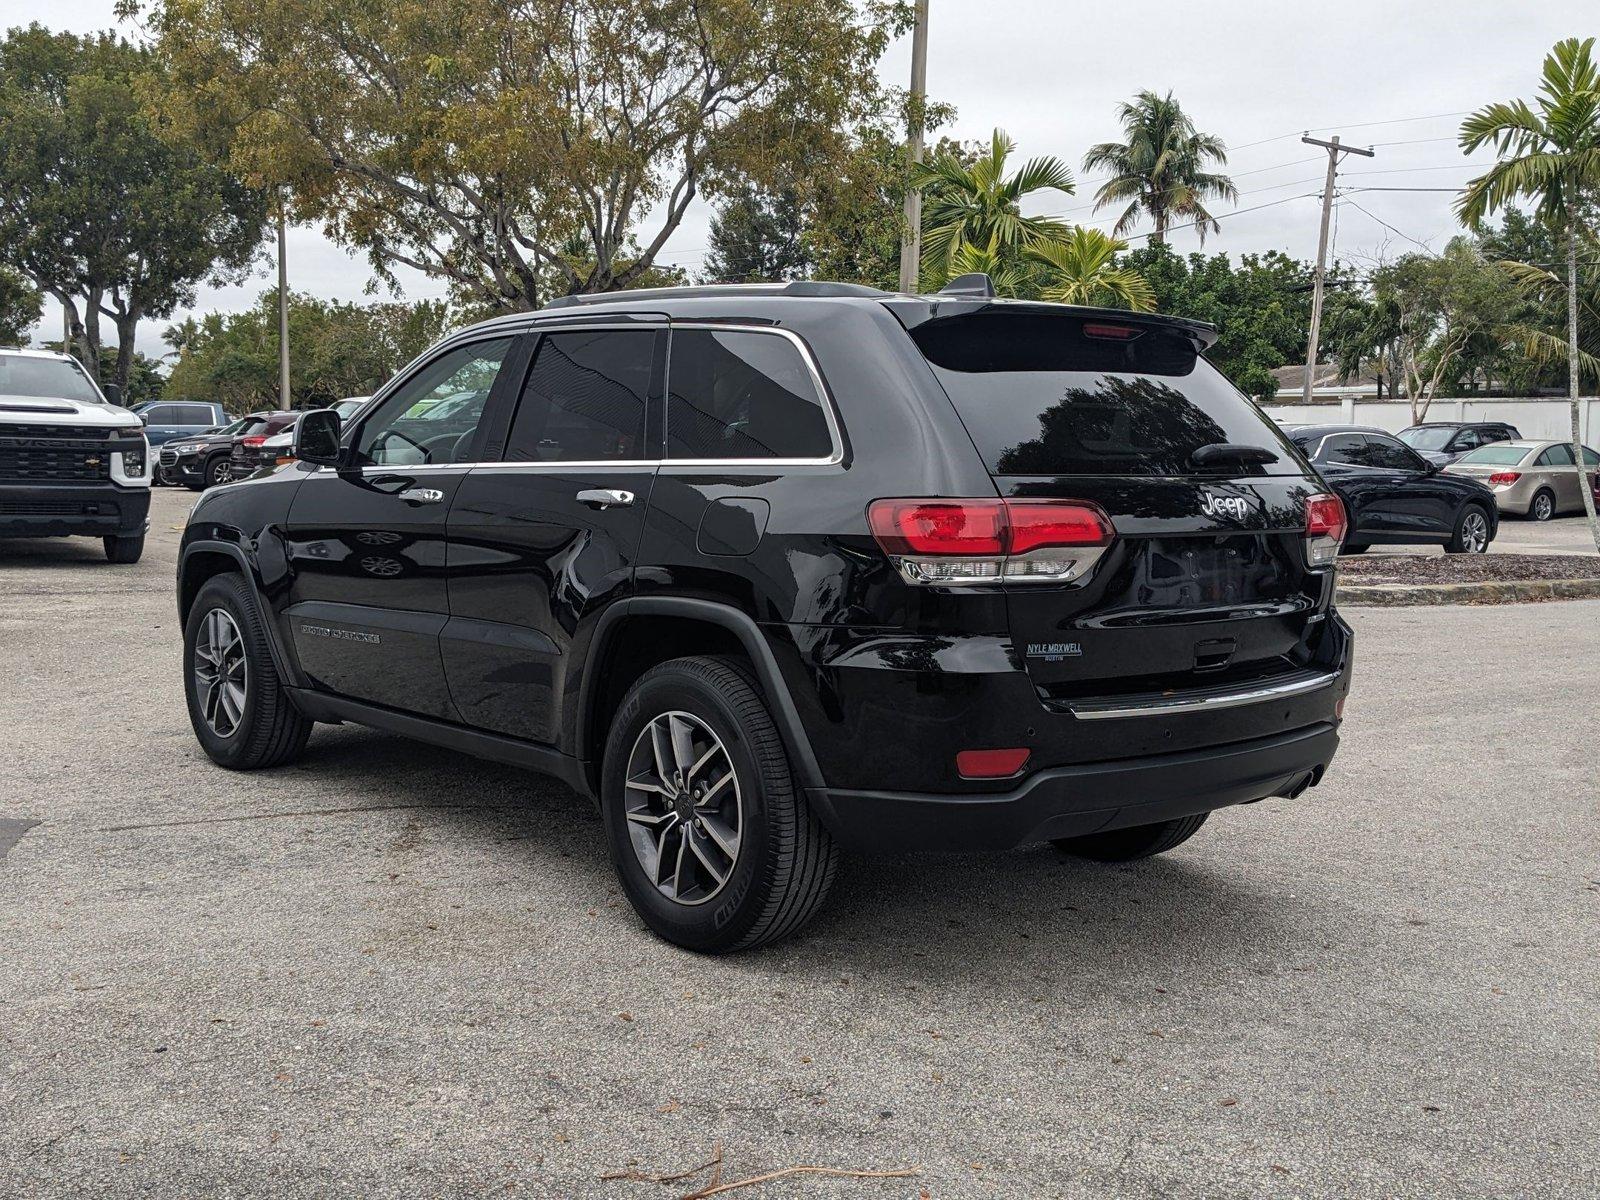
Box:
1444, 439, 1600, 521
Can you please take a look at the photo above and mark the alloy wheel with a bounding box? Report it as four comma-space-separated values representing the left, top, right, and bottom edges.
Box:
1533, 493, 1553, 521
1462, 510, 1489, 553
623, 711, 743, 905
193, 607, 249, 737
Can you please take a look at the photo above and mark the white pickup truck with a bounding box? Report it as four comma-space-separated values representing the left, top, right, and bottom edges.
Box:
0, 348, 151, 563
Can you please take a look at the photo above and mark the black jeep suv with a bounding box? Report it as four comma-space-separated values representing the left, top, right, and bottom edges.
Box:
176, 280, 1354, 952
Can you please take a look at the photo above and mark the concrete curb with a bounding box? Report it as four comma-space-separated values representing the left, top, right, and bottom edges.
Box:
1338, 576, 1600, 606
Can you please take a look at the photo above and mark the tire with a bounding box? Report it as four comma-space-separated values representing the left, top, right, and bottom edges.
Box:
1445, 504, 1492, 554
205, 454, 232, 488
1053, 812, 1209, 862
601, 655, 838, 953
1529, 489, 1556, 522
1340, 542, 1370, 555
103, 533, 144, 563
183, 573, 312, 770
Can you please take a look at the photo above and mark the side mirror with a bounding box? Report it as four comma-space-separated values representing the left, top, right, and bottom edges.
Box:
104, 383, 124, 406
294, 408, 344, 467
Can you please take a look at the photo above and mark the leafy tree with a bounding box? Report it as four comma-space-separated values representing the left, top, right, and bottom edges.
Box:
802, 128, 909, 289
1124, 245, 1312, 401
945, 236, 1033, 298
1459, 35, 1600, 552
146, 0, 905, 311
909, 128, 1073, 285
703, 183, 809, 284
0, 26, 266, 392
1083, 90, 1237, 246
1368, 238, 1518, 421
1028, 228, 1155, 311
0, 268, 41, 346
164, 292, 456, 410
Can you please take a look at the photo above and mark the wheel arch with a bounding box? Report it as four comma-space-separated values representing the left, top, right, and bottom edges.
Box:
575, 597, 826, 797
178, 539, 304, 687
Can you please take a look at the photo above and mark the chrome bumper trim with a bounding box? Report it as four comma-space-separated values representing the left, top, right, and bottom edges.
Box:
1069, 670, 1340, 721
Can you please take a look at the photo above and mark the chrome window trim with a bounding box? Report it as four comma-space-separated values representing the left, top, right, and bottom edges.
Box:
662, 323, 845, 468
1069, 670, 1340, 721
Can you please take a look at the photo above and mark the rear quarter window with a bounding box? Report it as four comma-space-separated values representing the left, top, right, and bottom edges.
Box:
908, 312, 1296, 476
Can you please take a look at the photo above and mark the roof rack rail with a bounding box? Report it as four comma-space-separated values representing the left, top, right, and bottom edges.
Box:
542, 280, 890, 309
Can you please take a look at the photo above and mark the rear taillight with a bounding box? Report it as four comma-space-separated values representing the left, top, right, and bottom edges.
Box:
240, 435, 267, 446
868, 498, 1113, 585
1305, 493, 1347, 568
1487, 471, 1521, 485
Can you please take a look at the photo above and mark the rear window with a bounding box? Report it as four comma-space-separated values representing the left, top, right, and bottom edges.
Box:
1457, 444, 1530, 465
1398, 426, 1456, 451
909, 313, 1295, 476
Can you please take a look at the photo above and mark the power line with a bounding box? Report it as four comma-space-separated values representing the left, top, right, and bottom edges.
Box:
1340, 199, 1434, 250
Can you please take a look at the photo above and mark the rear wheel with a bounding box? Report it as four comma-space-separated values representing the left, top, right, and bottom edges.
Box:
1053, 813, 1209, 861
184, 573, 312, 769
601, 655, 838, 953
1529, 489, 1556, 522
1445, 504, 1491, 554
103, 533, 144, 563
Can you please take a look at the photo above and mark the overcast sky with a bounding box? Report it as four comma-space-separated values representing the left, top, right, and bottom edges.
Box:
9, 0, 1595, 356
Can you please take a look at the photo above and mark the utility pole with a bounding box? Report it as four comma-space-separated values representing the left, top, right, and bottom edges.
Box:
276, 197, 291, 411
897, 0, 929, 294
1300, 134, 1374, 406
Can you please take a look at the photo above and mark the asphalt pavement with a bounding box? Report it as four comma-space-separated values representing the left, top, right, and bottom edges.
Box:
2, 486, 1596, 1198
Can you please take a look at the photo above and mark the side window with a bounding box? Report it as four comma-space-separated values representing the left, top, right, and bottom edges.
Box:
1363, 435, 1425, 471
1583, 447, 1600, 466
144, 404, 179, 423
666, 328, 833, 460
503, 329, 653, 462
1450, 428, 1482, 451
1539, 444, 1575, 467
355, 338, 512, 467
179, 404, 215, 425
1321, 434, 1369, 466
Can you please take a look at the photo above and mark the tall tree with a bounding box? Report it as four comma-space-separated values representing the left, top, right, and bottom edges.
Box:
0, 26, 266, 392
147, 0, 904, 311
703, 183, 809, 283
909, 128, 1074, 285
1083, 90, 1237, 246
0, 267, 41, 346
1459, 36, 1600, 552
1027, 227, 1155, 311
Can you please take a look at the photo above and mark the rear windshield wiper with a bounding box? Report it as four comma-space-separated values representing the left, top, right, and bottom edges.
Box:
1191, 443, 1279, 468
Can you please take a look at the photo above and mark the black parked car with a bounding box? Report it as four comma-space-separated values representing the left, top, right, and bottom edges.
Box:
177, 279, 1354, 952
159, 413, 267, 490
1288, 424, 1498, 553
1397, 420, 1520, 466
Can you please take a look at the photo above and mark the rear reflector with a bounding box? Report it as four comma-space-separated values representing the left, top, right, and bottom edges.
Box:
1304, 493, 1347, 568
868, 498, 1113, 586
956, 748, 1030, 779
1487, 471, 1522, 485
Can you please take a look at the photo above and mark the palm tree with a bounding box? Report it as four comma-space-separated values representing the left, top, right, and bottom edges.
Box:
946, 236, 1034, 299
909, 129, 1074, 285
1083, 91, 1238, 246
1028, 228, 1155, 311
1459, 37, 1600, 553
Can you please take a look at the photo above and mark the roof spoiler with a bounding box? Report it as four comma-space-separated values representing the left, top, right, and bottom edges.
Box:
543, 280, 888, 309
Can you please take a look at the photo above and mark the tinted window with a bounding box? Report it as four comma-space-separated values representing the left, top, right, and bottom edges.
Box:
1538, 444, 1575, 467
504, 330, 652, 462
1449, 428, 1483, 451
356, 338, 511, 466
1321, 434, 1369, 466
1585, 447, 1600, 466
143, 404, 180, 423
909, 313, 1294, 476
1458, 444, 1531, 466
178, 404, 216, 425
1362, 435, 1426, 471
666, 329, 832, 460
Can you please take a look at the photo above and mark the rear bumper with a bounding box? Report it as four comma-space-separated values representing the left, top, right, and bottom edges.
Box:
807, 721, 1340, 852
0, 483, 150, 538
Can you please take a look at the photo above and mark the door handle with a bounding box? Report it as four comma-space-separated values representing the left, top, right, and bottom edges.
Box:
399, 487, 445, 504
576, 488, 635, 509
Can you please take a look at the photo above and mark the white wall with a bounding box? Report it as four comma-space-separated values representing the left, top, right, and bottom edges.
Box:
1261, 397, 1600, 445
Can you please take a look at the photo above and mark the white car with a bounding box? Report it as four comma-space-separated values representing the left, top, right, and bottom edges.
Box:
0, 348, 151, 562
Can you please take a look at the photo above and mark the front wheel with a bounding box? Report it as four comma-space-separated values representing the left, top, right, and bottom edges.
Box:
1053, 812, 1209, 861
1445, 505, 1492, 554
205, 454, 231, 488
601, 656, 838, 953
104, 532, 144, 563
183, 573, 312, 769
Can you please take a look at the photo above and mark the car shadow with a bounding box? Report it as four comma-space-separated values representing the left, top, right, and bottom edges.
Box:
0, 536, 112, 566
275, 725, 1307, 995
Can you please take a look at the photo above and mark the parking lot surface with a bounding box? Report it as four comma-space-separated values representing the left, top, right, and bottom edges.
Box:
2, 487, 1596, 1198
1367, 512, 1597, 556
